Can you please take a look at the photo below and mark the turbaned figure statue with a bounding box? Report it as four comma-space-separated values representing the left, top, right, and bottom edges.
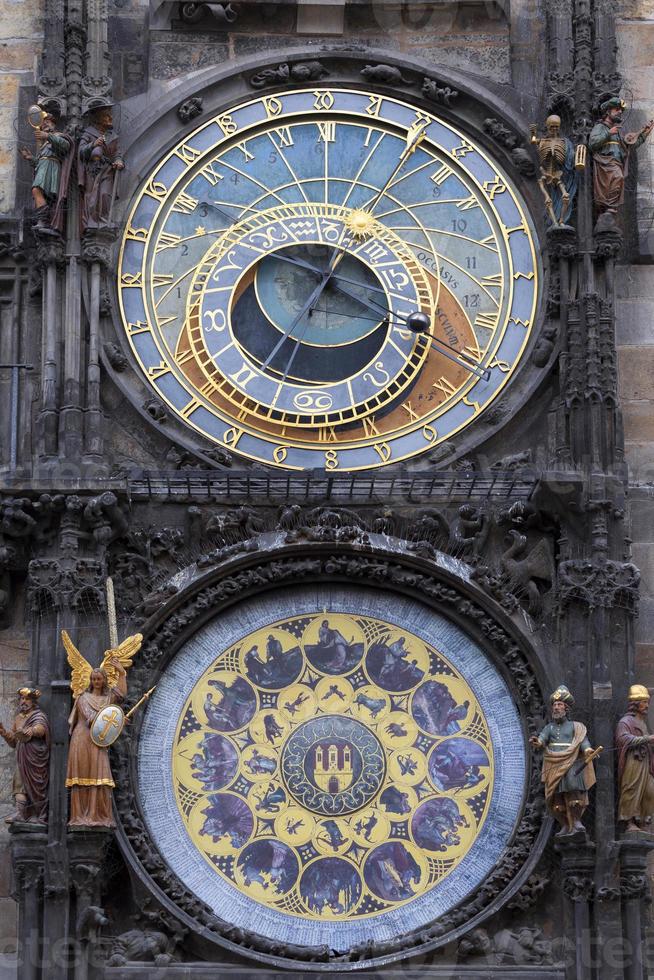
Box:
530, 685, 598, 836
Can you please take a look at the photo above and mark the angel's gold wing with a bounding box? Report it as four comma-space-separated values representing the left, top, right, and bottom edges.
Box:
61, 630, 93, 699
100, 633, 143, 689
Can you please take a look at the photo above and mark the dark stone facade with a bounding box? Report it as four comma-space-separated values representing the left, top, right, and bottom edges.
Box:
0, 0, 652, 977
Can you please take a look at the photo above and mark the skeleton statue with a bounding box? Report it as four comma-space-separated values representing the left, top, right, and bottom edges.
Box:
530, 115, 584, 226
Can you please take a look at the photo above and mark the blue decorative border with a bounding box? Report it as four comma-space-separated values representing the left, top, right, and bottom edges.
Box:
137, 585, 526, 948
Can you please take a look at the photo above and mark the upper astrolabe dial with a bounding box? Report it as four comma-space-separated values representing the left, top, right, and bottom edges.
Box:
118, 88, 539, 470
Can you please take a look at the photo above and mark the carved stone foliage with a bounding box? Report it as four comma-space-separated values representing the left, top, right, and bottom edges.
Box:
167, 501, 558, 624
113, 546, 547, 968
558, 558, 640, 611
0, 492, 129, 618
164, 446, 232, 470
619, 873, 650, 901
483, 117, 519, 150
107, 525, 184, 616
563, 874, 594, 902
506, 870, 550, 911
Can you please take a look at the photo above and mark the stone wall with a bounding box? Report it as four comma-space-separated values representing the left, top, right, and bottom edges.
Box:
0, 0, 44, 214
149, 2, 512, 84
617, 0, 654, 257
616, 0, 654, 692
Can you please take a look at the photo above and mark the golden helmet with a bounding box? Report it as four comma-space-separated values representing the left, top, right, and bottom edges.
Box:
628, 684, 650, 702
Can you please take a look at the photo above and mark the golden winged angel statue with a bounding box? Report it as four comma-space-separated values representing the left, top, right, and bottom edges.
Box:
63, 618, 142, 828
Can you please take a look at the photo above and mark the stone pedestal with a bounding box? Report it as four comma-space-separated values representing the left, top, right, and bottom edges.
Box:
556, 835, 596, 980
618, 833, 654, 980
68, 827, 114, 980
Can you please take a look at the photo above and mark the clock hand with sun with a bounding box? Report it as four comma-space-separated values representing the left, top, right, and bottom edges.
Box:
266, 121, 432, 381
308, 119, 430, 309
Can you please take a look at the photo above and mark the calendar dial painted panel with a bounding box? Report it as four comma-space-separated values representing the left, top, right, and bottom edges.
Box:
138, 587, 526, 948
118, 89, 539, 470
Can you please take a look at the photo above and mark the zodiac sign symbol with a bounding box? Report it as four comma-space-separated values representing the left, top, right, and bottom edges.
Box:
293, 391, 333, 411
203, 308, 227, 332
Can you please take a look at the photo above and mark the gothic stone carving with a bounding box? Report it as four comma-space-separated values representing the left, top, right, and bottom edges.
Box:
249, 61, 329, 89
177, 96, 203, 123
558, 558, 640, 611
360, 64, 413, 86
421, 77, 458, 106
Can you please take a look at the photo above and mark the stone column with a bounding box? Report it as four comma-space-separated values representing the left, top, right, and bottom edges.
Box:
81, 229, 115, 471
619, 835, 654, 980
35, 237, 64, 461
10, 825, 47, 980
558, 838, 596, 980
68, 828, 112, 980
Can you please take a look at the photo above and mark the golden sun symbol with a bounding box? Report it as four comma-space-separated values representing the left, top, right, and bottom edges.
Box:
344, 209, 378, 239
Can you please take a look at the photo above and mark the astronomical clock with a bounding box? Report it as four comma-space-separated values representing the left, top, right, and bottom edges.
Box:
110, 75, 544, 970
118, 87, 539, 470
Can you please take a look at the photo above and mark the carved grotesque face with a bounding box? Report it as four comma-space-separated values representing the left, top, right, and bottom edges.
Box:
551, 700, 567, 720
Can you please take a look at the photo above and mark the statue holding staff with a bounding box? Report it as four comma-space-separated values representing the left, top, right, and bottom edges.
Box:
19, 106, 73, 235
78, 104, 124, 233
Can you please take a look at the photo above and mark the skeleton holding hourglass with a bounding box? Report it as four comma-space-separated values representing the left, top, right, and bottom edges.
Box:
530, 115, 585, 227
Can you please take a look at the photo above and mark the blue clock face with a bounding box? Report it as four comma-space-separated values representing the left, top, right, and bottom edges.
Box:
118, 89, 540, 470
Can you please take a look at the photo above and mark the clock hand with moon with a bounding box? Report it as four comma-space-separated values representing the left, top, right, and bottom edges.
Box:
257, 248, 485, 379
